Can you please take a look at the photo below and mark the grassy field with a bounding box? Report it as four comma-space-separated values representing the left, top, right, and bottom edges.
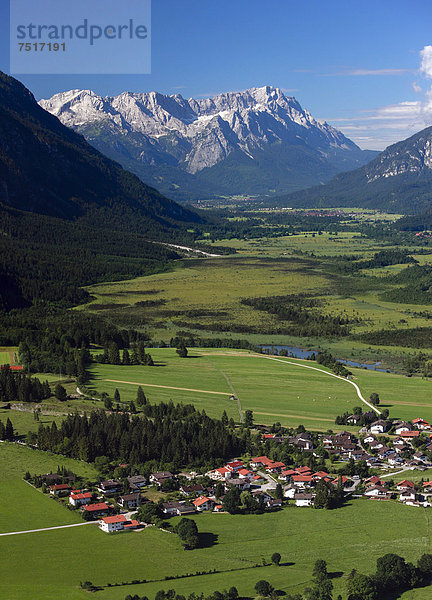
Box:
84, 349, 432, 429
0, 346, 18, 365
0, 443, 97, 535
1, 486, 431, 600
78, 231, 432, 369
0, 407, 64, 436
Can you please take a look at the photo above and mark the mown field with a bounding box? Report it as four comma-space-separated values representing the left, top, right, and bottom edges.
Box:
0, 443, 431, 600
79, 231, 432, 369
85, 349, 432, 429
0, 346, 17, 365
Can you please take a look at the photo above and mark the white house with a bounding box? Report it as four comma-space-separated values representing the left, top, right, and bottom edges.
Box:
395, 422, 411, 435
192, 496, 215, 511
364, 485, 390, 499
413, 418, 430, 430
294, 493, 314, 507
69, 491, 92, 507
363, 434, 376, 444
399, 490, 416, 502
370, 420, 387, 434
99, 515, 140, 533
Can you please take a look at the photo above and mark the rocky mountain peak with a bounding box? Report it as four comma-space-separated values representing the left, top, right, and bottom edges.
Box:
39, 85, 376, 200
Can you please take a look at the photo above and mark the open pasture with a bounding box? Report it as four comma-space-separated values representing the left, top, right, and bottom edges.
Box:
86, 349, 432, 429
0, 444, 97, 535
0, 491, 430, 600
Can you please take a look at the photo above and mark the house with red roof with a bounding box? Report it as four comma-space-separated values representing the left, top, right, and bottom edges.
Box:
69, 491, 93, 507
413, 418, 430, 430
192, 496, 215, 511
396, 480, 415, 492
265, 461, 286, 473
250, 456, 273, 469
365, 476, 386, 487
295, 466, 312, 474
83, 502, 110, 516
99, 515, 140, 533
312, 471, 329, 481
225, 461, 245, 473
49, 483, 72, 496
237, 468, 254, 479
401, 430, 420, 439
292, 474, 313, 487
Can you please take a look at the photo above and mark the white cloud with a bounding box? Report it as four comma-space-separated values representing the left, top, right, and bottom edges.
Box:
321, 68, 412, 77
420, 45, 432, 78
323, 47, 432, 149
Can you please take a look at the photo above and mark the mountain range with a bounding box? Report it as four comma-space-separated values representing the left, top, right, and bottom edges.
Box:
39, 86, 377, 202
275, 126, 432, 215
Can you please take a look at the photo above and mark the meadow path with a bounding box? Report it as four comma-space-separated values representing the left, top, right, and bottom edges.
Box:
250, 354, 381, 415
0, 522, 97, 537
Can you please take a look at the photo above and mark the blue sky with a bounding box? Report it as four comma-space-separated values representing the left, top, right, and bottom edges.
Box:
2, 0, 432, 149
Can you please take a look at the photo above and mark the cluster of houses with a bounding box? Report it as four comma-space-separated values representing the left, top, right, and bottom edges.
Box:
47, 475, 149, 531
40, 413, 432, 532
363, 476, 432, 507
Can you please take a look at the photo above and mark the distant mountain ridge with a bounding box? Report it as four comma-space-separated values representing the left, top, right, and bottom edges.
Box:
273, 126, 432, 214
39, 86, 377, 201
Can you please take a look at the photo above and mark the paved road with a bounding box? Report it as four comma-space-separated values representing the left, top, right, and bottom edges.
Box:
0, 522, 97, 537
258, 470, 277, 491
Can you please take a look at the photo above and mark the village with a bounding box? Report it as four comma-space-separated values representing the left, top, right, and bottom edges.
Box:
25, 414, 432, 534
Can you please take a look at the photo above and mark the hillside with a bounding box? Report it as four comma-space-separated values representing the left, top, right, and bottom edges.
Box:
273, 126, 432, 214
0, 72, 200, 227
39, 86, 377, 201
0, 72, 205, 310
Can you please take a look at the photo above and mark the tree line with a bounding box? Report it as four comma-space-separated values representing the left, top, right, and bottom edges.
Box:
34, 402, 246, 467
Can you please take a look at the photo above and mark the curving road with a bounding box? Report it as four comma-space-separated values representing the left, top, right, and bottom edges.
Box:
250, 354, 381, 416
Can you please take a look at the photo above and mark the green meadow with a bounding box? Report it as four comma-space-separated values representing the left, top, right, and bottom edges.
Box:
0, 456, 431, 600
84, 349, 432, 429
0, 444, 97, 534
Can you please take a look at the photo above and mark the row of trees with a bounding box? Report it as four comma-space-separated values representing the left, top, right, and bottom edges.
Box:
94, 341, 154, 366
241, 295, 355, 338
316, 351, 351, 378
0, 417, 14, 440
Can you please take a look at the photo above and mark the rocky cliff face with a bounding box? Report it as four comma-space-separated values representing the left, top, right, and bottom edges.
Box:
40, 86, 376, 201
365, 128, 432, 182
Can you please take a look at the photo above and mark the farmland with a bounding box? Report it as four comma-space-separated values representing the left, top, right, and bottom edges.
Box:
84, 349, 432, 430
1, 441, 431, 600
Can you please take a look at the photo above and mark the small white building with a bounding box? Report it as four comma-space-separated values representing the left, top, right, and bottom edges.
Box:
294, 493, 314, 507
370, 420, 387, 435
69, 491, 92, 507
